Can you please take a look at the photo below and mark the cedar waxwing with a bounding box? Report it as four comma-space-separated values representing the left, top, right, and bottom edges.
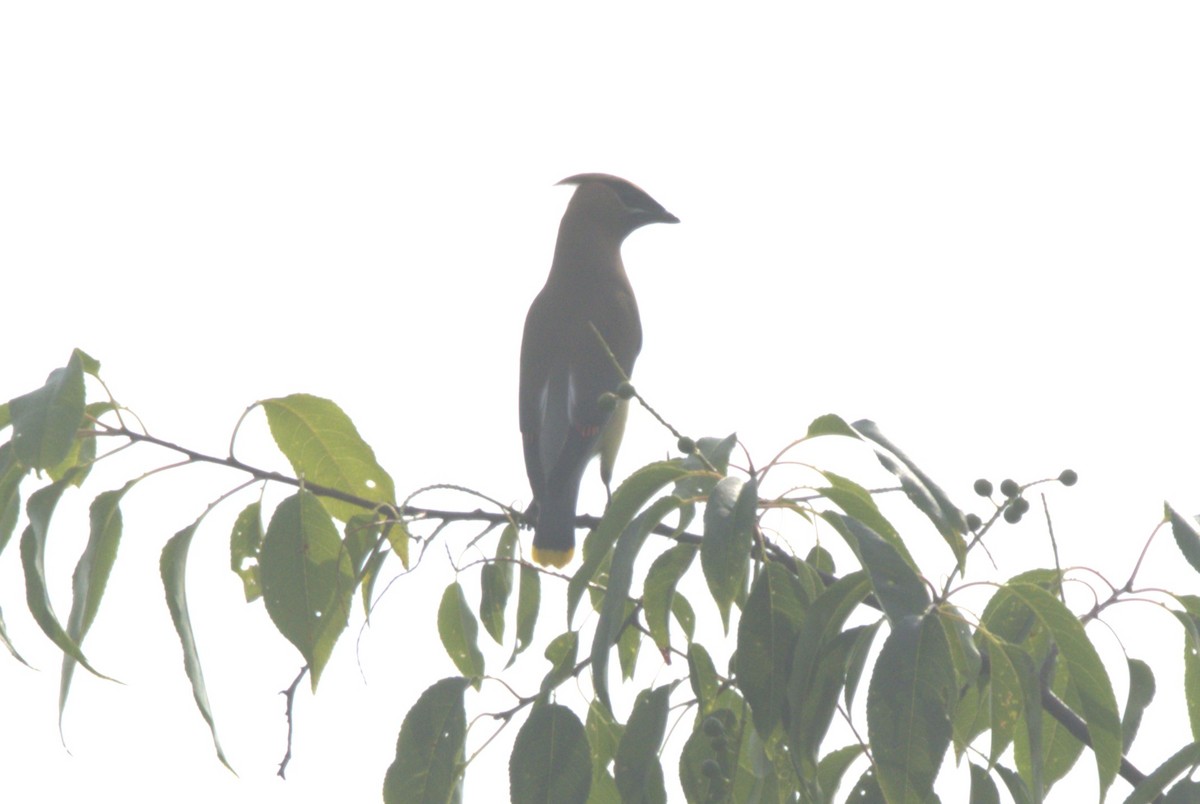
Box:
520, 173, 679, 568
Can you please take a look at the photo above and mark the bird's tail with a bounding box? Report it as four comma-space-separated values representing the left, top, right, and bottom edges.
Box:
531, 486, 580, 568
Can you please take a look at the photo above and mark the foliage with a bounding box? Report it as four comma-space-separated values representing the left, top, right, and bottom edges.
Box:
4, 349, 1200, 802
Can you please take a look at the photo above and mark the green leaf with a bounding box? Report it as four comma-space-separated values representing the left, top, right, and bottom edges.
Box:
0, 441, 26, 557
806, 413, 861, 439
509, 704, 591, 804
821, 511, 929, 623
644, 543, 697, 654
679, 708, 737, 804
938, 604, 983, 690
846, 767, 887, 802
806, 544, 835, 574
8, 350, 86, 470
968, 762, 1001, 804
0, 605, 31, 666
567, 460, 694, 622
1126, 741, 1200, 804
161, 520, 233, 771
437, 582, 485, 686
688, 643, 720, 715
1167, 504, 1200, 577
672, 593, 695, 643
480, 525, 517, 644
383, 677, 469, 804
1015, 662, 1082, 796
787, 572, 871, 773
506, 563, 540, 669
260, 394, 396, 523
229, 501, 264, 602
673, 433, 736, 498
616, 601, 642, 681
979, 635, 1042, 796
260, 490, 354, 689
1003, 582, 1122, 798
586, 699, 625, 773
540, 631, 579, 696
19, 476, 109, 680
701, 476, 756, 632
1122, 657, 1155, 753
819, 470, 907, 559
843, 619, 884, 709
853, 419, 968, 567
993, 764, 1034, 804
867, 612, 957, 804
736, 562, 807, 738
592, 496, 681, 710
816, 744, 866, 801
60, 481, 137, 727
614, 685, 671, 804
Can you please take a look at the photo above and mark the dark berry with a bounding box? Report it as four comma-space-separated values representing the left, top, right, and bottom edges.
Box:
965, 513, 982, 532
701, 758, 723, 778
1058, 469, 1078, 486
616, 381, 636, 400
973, 479, 993, 497
677, 436, 696, 455
1011, 497, 1030, 515
702, 716, 724, 738
597, 392, 618, 412
999, 479, 1020, 498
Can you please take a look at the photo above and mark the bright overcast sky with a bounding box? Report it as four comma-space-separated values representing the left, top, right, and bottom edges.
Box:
2, 3, 1199, 802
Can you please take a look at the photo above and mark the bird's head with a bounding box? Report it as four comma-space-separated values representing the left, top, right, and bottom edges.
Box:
557, 173, 679, 239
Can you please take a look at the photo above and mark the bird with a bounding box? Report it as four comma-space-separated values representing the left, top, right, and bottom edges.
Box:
519, 173, 678, 568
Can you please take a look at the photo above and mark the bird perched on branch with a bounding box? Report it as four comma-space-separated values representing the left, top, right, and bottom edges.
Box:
519, 173, 678, 568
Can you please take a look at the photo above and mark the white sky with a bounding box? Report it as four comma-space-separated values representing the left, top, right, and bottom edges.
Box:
2, 3, 1199, 802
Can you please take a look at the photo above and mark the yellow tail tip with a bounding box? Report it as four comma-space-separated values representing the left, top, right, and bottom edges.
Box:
532, 546, 575, 568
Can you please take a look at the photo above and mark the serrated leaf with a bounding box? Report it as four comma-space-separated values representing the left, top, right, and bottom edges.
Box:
161, 521, 233, 771
0, 606, 31, 666
230, 501, 264, 602
510, 703, 591, 804
437, 582, 484, 686
736, 562, 808, 738
60, 481, 137, 728
8, 351, 86, 470
592, 496, 681, 710
614, 685, 671, 804
260, 394, 396, 524
701, 476, 756, 633
19, 476, 109, 680
644, 543, 697, 654
1126, 741, 1200, 804
867, 612, 957, 804
260, 491, 354, 689
1122, 657, 1155, 753
479, 526, 516, 645
1003, 582, 1122, 798
383, 677, 469, 804
853, 419, 968, 568
821, 511, 929, 623
506, 563, 540, 669
1167, 504, 1200, 577
0, 441, 25, 556
566, 460, 695, 622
